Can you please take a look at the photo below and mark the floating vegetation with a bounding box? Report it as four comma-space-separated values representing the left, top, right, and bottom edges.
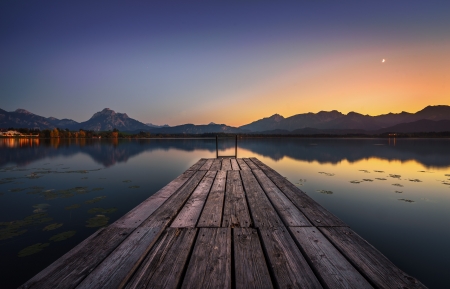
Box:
318, 172, 335, 176
88, 207, 117, 214
409, 179, 422, 182
374, 170, 384, 173
9, 188, 26, 192
86, 215, 109, 227
123, 180, 132, 183
350, 180, 362, 184
392, 183, 403, 187
359, 170, 370, 173
295, 179, 306, 186
43, 223, 63, 231
375, 178, 387, 181
389, 174, 401, 179
91, 187, 104, 192
74, 187, 88, 194
442, 182, 450, 186
129, 186, 140, 189
18, 243, 50, 257
316, 190, 333, 195
26, 173, 41, 179
445, 174, 450, 177
85, 196, 106, 204
398, 199, 415, 203
0, 213, 52, 240
395, 191, 403, 194
32, 203, 50, 213
65, 204, 80, 210
49, 231, 76, 242
363, 179, 373, 182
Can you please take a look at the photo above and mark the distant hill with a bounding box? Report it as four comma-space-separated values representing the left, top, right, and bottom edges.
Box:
145, 123, 246, 134
0, 108, 78, 130
240, 105, 450, 132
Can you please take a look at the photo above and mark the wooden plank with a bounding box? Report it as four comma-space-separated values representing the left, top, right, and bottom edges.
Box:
181, 228, 232, 289
253, 169, 312, 227
209, 159, 222, 170
319, 227, 427, 289
289, 227, 372, 289
259, 227, 322, 289
113, 169, 196, 228
189, 158, 208, 171
237, 158, 251, 171
125, 228, 197, 289
250, 158, 346, 227
222, 170, 251, 228
171, 171, 216, 228
240, 170, 284, 228
230, 158, 240, 170
19, 227, 132, 289
243, 158, 259, 170
199, 159, 214, 170
221, 158, 232, 170
197, 170, 226, 227
141, 170, 207, 228
77, 226, 163, 289
234, 228, 273, 289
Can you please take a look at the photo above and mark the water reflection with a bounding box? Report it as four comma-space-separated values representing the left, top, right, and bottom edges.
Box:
2, 138, 449, 169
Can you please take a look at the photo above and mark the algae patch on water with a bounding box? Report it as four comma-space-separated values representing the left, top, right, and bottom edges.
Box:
0, 212, 52, 240
398, 199, 415, 203
86, 215, 109, 227
33, 203, 50, 213
43, 223, 63, 231
85, 196, 106, 204
18, 243, 50, 257
88, 207, 117, 214
318, 172, 335, 176
49, 231, 76, 242
316, 190, 333, 195
392, 183, 403, 187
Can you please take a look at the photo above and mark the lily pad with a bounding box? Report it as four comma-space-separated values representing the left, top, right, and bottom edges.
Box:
395, 191, 403, 194
86, 215, 109, 228
85, 196, 106, 204
363, 179, 373, 182
49, 231, 76, 242
32, 203, 50, 213
392, 183, 403, 187
398, 199, 414, 203
88, 207, 117, 214
316, 190, 333, 195
318, 172, 334, 176
374, 170, 384, 173
409, 179, 422, 182
350, 180, 361, 184
129, 186, 140, 189
65, 204, 81, 210
18, 243, 50, 257
375, 178, 387, 180
359, 170, 370, 173
43, 223, 63, 231
389, 174, 401, 179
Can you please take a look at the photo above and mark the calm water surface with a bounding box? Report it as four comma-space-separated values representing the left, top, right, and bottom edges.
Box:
1, 138, 449, 288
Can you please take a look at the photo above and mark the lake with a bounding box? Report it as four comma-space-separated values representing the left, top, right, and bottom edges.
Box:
1, 137, 449, 288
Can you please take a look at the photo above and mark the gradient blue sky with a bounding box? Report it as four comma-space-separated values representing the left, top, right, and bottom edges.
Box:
1, 1, 449, 126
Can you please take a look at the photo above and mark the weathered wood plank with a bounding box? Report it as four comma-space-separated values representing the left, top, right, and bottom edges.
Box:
209, 159, 222, 171
142, 170, 207, 228
113, 169, 196, 229
199, 159, 214, 171
319, 227, 427, 289
230, 158, 240, 170
240, 170, 284, 228
259, 227, 322, 289
253, 169, 312, 227
181, 228, 232, 289
290, 227, 372, 289
221, 158, 232, 170
197, 170, 226, 227
125, 228, 197, 289
234, 228, 273, 289
237, 158, 251, 171
171, 171, 216, 228
77, 226, 163, 289
19, 227, 131, 289
189, 158, 208, 171
250, 158, 346, 227
222, 170, 252, 228
243, 158, 259, 170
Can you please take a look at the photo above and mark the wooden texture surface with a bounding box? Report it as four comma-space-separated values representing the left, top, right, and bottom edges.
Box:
222, 170, 251, 228
197, 170, 226, 227
234, 228, 273, 289
181, 228, 232, 289
125, 228, 197, 289
22, 158, 426, 289
320, 227, 427, 289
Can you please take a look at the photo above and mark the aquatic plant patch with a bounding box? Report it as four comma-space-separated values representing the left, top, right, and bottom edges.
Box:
65, 204, 81, 210
316, 190, 333, 195
43, 223, 63, 231
18, 243, 50, 257
49, 231, 76, 242
86, 215, 109, 227
85, 196, 106, 204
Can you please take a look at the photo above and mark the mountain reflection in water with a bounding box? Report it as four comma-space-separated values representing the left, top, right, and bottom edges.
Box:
2, 138, 450, 169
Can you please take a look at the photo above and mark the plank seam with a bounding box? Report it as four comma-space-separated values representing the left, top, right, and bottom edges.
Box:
192, 171, 218, 228
255, 228, 280, 289
175, 228, 200, 289
238, 171, 256, 229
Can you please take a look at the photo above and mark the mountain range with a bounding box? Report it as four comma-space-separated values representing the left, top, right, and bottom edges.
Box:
1, 105, 450, 134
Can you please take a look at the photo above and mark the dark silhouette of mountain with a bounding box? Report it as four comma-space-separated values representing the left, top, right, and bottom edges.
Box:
0, 108, 79, 130
146, 123, 170, 128
240, 105, 450, 132
376, 119, 450, 133
146, 123, 246, 134
77, 108, 148, 131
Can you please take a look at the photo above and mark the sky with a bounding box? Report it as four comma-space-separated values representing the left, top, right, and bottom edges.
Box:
1, 0, 449, 126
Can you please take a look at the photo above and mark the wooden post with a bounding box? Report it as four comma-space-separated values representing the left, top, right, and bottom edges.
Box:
216, 135, 218, 158
235, 135, 237, 158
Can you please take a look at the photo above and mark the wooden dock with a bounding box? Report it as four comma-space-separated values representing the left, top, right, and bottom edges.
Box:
21, 158, 426, 289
